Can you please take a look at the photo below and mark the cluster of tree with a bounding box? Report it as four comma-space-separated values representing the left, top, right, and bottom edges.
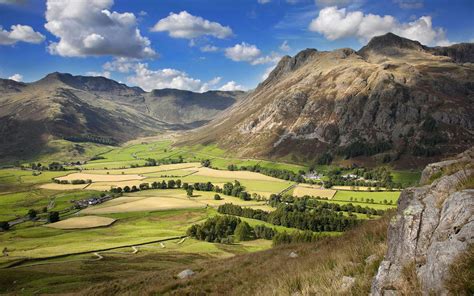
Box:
64, 135, 117, 146
109, 178, 253, 201
271, 195, 385, 216
187, 214, 278, 244
0, 221, 9, 231
53, 179, 92, 185
324, 167, 400, 189
222, 180, 251, 200
226, 164, 305, 183
110, 179, 182, 194
29, 162, 66, 171
253, 224, 276, 240
187, 215, 241, 243
339, 140, 392, 159
201, 159, 211, 167
218, 202, 361, 233
48, 162, 66, 171
48, 211, 60, 223
272, 230, 323, 246
136, 156, 185, 168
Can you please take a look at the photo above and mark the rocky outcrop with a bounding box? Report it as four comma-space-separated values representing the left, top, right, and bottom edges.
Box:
371, 148, 474, 295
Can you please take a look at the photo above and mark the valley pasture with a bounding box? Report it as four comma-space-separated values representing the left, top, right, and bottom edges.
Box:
56, 172, 146, 182
292, 184, 337, 199
45, 216, 116, 229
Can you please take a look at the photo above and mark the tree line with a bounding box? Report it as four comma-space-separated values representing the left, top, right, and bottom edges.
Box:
225, 164, 306, 183
218, 202, 361, 233
269, 195, 385, 216
109, 179, 253, 201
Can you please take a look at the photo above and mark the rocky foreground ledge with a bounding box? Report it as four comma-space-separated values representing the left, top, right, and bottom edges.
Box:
372, 148, 473, 295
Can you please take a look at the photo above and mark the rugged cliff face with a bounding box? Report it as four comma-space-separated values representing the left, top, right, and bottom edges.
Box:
183, 33, 474, 168
371, 148, 473, 295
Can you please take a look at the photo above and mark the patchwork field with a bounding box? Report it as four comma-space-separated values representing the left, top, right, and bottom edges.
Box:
334, 190, 401, 204
0, 137, 405, 294
46, 216, 116, 229
56, 173, 146, 182
292, 184, 337, 199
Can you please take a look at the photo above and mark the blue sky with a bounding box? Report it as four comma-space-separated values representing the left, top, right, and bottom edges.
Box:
0, 0, 473, 91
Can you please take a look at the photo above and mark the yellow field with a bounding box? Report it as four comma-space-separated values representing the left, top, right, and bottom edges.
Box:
81, 196, 205, 214
45, 216, 116, 229
81, 189, 267, 214
85, 163, 201, 175
293, 185, 337, 199
187, 167, 284, 182
39, 183, 88, 190
56, 173, 146, 182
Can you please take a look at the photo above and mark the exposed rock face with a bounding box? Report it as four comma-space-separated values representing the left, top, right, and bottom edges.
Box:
184, 33, 474, 167
371, 148, 474, 295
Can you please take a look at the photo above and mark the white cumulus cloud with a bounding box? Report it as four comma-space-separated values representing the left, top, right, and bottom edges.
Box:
225, 42, 282, 66
8, 73, 23, 82
126, 63, 226, 93
309, 6, 449, 46
225, 42, 261, 62
219, 81, 245, 91
151, 11, 232, 39
0, 25, 45, 45
44, 0, 156, 58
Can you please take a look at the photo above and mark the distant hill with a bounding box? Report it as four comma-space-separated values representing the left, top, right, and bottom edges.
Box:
180, 33, 474, 169
0, 73, 244, 162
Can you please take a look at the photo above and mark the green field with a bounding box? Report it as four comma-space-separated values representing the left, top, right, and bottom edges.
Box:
334, 190, 400, 204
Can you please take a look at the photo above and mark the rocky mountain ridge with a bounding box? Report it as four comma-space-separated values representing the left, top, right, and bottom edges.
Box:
182, 33, 474, 168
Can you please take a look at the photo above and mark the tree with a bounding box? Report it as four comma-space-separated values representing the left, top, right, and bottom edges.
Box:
176, 179, 182, 188
0, 221, 9, 231
201, 159, 211, 167
48, 211, 60, 223
139, 183, 149, 190
234, 221, 254, 241
124, 186, 131, 193
182, 183, 189, 190
27, 209, 37, 220
186, 187, 194, 197
214, 194, 221, 200
167, 180, 176, 189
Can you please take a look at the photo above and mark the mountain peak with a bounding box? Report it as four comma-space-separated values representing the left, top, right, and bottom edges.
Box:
358, 32, 425, 56
37, 72, 145, 94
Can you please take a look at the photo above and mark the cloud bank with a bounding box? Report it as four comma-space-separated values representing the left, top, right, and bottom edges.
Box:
45, 0, 156, 58
309, 6, 449, 46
